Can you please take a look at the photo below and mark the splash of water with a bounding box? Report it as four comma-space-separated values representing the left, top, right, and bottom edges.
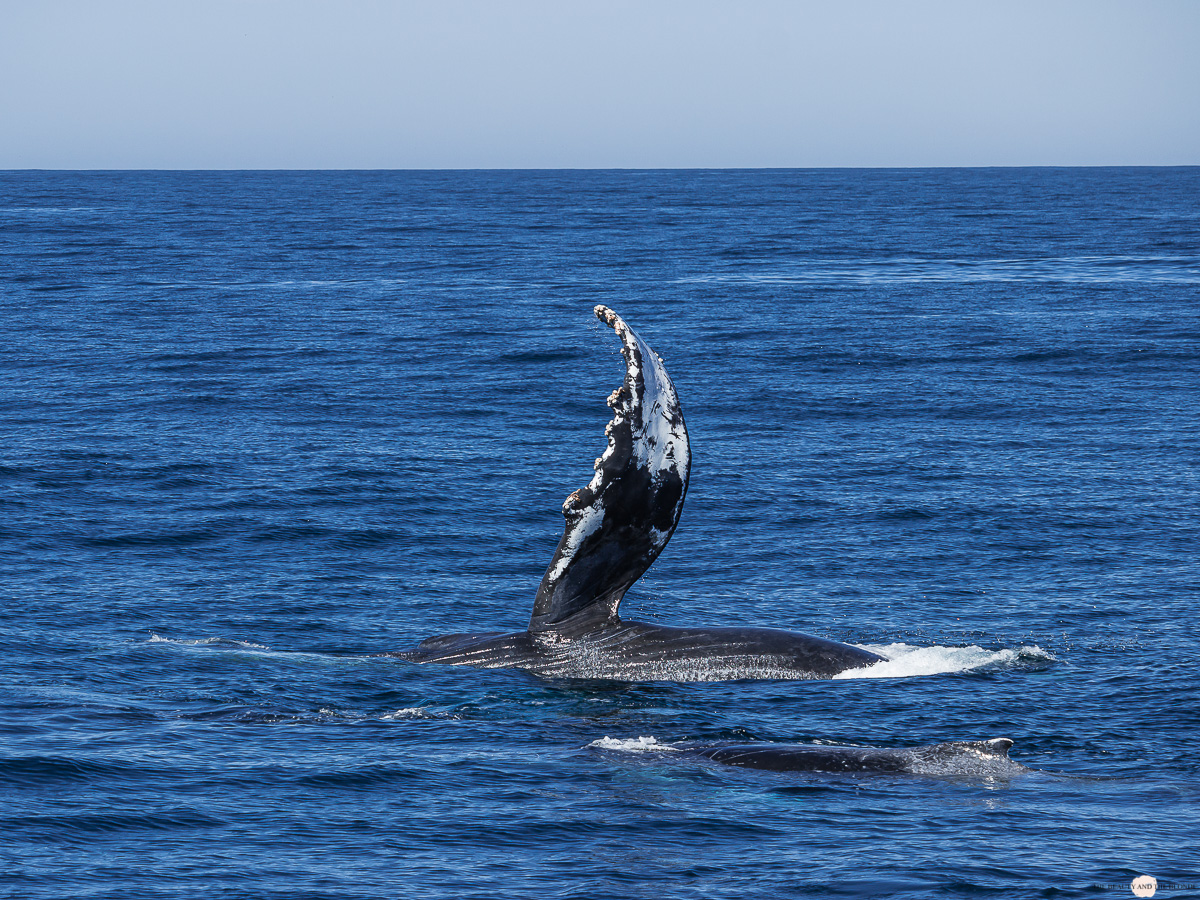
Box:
588, 736, 678, 752
834, 643, 1055, 679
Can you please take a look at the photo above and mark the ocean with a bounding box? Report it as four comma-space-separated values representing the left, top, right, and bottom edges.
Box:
1, 168, 1197, 898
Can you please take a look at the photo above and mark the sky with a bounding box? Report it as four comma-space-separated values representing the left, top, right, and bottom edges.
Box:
2, 0, 1197, 169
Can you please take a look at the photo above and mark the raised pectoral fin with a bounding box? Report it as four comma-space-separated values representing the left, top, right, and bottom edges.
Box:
528, 306, 691, 634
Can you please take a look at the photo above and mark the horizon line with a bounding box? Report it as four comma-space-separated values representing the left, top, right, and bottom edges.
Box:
4, 164, 1199, 174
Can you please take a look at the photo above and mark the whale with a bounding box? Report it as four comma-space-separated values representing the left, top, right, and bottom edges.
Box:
592, 737, 1024, 776
394, 305, 887, 681
691, 737, 1021, 775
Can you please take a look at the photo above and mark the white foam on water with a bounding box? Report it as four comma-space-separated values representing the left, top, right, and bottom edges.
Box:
382, 707, 439, 720
833, 642, 1055, 679
588, 735, 679, 752
148, 634, 270, 651
144, 635, 371, 666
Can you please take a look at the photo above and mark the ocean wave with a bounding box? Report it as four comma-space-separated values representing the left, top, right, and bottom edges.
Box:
0, 206, 102, 213
148, 634, 270, 651
123, 276, 408, 290
3, 809, 224, 836
381, 707, 450, 720
142, 636, 381, 674
0, 755, 146, 786
296, 765, 422, 788
675, 255, 1200, 285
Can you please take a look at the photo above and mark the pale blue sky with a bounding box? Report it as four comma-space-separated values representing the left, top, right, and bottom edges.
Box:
2, 0, 1197, 168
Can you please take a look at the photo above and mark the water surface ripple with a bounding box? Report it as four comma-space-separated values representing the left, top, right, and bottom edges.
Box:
2, 169, 1197, 899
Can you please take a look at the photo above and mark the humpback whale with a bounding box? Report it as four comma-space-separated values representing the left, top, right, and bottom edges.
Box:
395, 306, 886, 681
593, 737, 1024, 776
691, 738, 1020, 775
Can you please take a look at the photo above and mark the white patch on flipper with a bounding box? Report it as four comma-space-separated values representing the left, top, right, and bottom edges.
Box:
635, 343, 688, 478
546, 307, 688, 582
607, 310, 689, 543
547, 502, 607, 581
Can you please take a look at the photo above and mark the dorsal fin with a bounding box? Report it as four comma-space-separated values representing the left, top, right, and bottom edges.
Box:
981, 738, 1014, 755
949, 738, 1015, 757
528, 306, 691, 635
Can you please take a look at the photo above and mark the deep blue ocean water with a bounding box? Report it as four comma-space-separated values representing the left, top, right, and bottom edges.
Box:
1, 169, 1198, 899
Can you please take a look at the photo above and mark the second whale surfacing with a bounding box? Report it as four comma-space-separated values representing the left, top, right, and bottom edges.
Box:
394, 305, 887, 681
593, 737, 1024, 777
692, 738, 1021, 776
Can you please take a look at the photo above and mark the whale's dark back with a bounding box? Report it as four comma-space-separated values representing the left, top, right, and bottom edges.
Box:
696, 739, 1018, 774
395, 621, 883, 681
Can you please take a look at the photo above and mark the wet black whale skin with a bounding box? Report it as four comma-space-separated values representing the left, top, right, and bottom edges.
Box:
396, 306, 886, 681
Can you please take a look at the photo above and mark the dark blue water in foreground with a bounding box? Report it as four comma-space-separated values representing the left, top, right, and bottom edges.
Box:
2, 169, 1198, 899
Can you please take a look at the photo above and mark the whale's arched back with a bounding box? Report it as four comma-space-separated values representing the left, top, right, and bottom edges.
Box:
528, 306, 691, 635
